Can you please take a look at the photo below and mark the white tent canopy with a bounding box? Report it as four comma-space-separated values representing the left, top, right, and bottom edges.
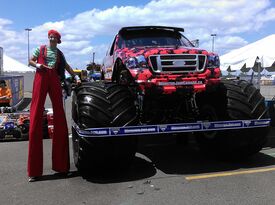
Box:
3, 54, 34, 72
220, 34, 275, 72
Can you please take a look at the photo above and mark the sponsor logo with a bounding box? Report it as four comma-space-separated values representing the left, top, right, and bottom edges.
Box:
158, 81, 203, 86
213, 122, 242, 128
90, 130, 108, 135
243, 120, 251, 127
173, 60, 186, 66
170, 125, 201, 131
203, 122, 211, 129
123, 127, 157, 134
254, 120, 270, 126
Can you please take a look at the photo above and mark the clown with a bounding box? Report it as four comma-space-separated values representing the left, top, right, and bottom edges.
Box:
28, 29, 81, 182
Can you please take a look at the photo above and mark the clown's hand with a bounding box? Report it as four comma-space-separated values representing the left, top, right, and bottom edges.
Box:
36, 64, 52, 70
74, 75, 81, 85
35, 63, 42, 70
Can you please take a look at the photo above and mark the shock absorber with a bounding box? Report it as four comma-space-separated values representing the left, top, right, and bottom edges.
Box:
190, 93, 200, 119
136, 91, 144, 123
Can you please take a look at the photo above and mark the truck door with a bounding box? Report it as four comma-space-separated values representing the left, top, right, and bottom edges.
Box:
102, 36, 117, 81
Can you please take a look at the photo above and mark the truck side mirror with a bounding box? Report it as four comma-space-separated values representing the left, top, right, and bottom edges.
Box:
191, 39, 199, 47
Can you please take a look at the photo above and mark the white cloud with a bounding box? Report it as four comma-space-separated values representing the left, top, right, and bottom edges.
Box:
60, 41, 91, 50
255, 8, 275, 29
0, 18, 13, 28
216, 36, 248, 54
65, 44, 109, 67
0, 0, 274, 68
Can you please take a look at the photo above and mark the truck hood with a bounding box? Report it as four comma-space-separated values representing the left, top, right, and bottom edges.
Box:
117, 46, 210, 63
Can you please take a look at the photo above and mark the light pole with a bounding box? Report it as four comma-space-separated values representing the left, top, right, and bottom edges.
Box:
92, 52, 95, 64
256, 56, 261, 89
211, 33, 217, 52
25, 28, 32, 66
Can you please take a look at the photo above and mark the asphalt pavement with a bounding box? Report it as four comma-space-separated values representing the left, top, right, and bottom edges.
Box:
1, 129, 275, 205
1, 73, 275, 204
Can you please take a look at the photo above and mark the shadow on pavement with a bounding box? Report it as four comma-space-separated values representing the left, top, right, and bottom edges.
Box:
267, 127, 275, 148
36, 171, 80, 182
80, 156, 156, 184
75, 131, 275, 184
138, 135, 275, 176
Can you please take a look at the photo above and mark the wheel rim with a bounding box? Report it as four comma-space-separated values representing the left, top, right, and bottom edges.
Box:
118, 70, 131, 85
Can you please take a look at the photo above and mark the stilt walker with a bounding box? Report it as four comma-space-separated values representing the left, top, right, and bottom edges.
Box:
27, 30, 81, 182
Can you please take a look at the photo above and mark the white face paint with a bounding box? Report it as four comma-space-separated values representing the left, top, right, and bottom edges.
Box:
49, 35, 58, 44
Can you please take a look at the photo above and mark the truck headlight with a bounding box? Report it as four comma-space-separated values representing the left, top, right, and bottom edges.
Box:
207, 55, 220, 68
136, 55, 147, 68
126, 57, 138, 69
126, 55, 148, 69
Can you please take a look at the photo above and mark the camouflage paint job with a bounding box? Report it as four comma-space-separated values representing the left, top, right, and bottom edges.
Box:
103, 34, 221, 94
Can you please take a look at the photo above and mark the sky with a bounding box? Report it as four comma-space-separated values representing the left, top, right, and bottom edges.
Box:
0, 0, 275, 69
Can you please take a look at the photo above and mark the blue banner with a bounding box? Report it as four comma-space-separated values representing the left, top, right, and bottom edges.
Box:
73, 119, 271, 138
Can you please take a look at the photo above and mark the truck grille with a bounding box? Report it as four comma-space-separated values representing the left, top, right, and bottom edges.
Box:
149, 54, 207, 73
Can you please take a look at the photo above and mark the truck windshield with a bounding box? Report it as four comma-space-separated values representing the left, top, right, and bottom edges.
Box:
118, 30, 193, 48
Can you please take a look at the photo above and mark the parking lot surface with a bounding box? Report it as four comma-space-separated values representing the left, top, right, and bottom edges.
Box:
1, 128, 275, 205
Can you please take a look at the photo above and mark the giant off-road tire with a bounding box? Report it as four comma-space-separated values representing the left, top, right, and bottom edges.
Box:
72, 82, 137, 172
196, 79, 269, 159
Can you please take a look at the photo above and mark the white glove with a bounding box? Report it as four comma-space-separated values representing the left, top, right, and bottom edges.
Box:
36, 63, 42, 69
74, 75, 80, 81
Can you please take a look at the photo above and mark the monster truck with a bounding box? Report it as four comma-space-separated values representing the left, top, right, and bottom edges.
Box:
72, 26, 269, 171
0, 110, 50, 141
